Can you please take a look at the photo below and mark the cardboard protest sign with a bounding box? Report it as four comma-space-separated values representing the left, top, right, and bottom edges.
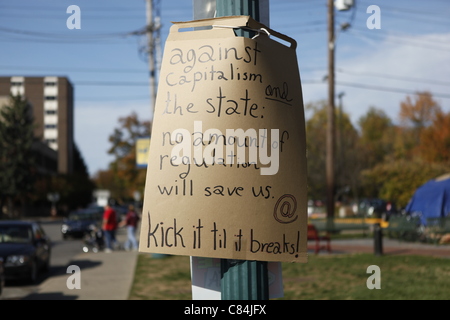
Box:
138, 16, 308, 263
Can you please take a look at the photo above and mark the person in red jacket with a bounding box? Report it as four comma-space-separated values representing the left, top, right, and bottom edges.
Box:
102, 203, 118, 252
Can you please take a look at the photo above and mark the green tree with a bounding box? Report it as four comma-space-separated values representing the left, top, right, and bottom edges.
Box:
399, 91, 441, 130
0, 94, 37, 217
59, 143, 96, 211
418, 110, 450, 164
305, 101, 327, 201
361, 158, 449, 208
358, 106, 394, 167
29, 142, 96, 216
305, 100, 361, 202
359, 93, 449, 207
398, 91, 442, 158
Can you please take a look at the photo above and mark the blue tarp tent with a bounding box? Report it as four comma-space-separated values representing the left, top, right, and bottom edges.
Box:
405, 174, 450, 226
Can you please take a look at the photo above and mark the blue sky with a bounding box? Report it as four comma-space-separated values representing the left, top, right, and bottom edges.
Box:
1, 0, 449, 177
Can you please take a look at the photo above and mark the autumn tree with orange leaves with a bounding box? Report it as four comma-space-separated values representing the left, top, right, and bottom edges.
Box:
419, 111, 450, 163
398, 91, 442, 157
361, 91, 450, 207
399, 91, 441, 129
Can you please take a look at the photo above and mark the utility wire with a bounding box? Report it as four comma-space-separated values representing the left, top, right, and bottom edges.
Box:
347, 26, 450, 48
345, 28, 450, 52
0, 65, 146, 74
336, 81, 450, 99
75, 81, 149, 86
302, 79, 450, 99
337, 69, 450, 87
356, 0, 450, 20
0, 26, 138, 39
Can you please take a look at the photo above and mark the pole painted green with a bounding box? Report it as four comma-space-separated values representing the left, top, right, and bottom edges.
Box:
216, 0, 260, 20
221, 259, 269, 300
216, 0, 260, 37
214, 0, 269, 301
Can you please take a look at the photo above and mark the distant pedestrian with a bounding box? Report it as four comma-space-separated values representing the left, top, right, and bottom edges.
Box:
119, 204, 140, 251
102, 203, 118, 253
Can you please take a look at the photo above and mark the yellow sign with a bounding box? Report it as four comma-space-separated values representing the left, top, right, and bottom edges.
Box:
136, 137, 151, 168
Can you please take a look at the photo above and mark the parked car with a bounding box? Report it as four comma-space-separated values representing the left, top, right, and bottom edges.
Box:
353, 198, 388, 218
0, 220, 51, 284
61, 207, 104, 240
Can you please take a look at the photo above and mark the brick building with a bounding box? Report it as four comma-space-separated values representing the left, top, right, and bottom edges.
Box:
0, 76, 74, 174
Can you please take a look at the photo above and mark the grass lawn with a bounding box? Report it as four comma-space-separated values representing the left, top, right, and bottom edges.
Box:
128, 251, 450, 300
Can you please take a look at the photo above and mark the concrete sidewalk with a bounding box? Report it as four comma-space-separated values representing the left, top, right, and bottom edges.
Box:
25, 227, 139, 300
25, 250, 138, 300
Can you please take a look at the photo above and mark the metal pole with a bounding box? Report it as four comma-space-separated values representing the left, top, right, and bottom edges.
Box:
214, 0, 270, 300
146, 0, 157, 118
337, 91, 344, 198
326, 0, 336, 222
374, 223, 383, 256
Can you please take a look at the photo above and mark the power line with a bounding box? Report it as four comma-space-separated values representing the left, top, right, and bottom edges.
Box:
0, 35, 136, 45
76, 95, 150, 102
0, 14, 146, 20
356, 0, 450, 20
344, 28, 450, 52
302, 79, 450, 99
75, 81, 149, 86
0, 26, 138, 40
336, 81, 450, 99
0, 65, 146, 74
0, 4, 145, 13
337, 69, 450, 87
347, 26, 450, 48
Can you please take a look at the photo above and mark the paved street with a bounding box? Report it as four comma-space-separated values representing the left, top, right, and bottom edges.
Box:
1, 219, 137, 300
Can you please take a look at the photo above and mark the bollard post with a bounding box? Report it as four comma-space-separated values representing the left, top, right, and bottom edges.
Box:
374, 223, 383, 256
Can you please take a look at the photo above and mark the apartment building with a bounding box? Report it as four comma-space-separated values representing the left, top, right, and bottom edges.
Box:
0, 76, 74, 174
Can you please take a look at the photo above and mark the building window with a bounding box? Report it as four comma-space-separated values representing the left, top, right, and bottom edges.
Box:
45, 96, 57, 101
45, 139, 57, 145
45, 124, 57, 129
44, 81, 57, 86
11, 82, 23, 86
45, 110, 57, 115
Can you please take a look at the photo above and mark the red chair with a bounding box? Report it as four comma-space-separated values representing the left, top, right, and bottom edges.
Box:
307, 224, 332, 254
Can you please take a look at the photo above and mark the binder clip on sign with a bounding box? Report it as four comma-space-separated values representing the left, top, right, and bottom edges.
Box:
139, 16, 308, 263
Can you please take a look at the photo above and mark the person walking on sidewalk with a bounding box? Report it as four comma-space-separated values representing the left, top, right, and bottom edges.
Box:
119, 204, 140, 251
102, 203, 118, 253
